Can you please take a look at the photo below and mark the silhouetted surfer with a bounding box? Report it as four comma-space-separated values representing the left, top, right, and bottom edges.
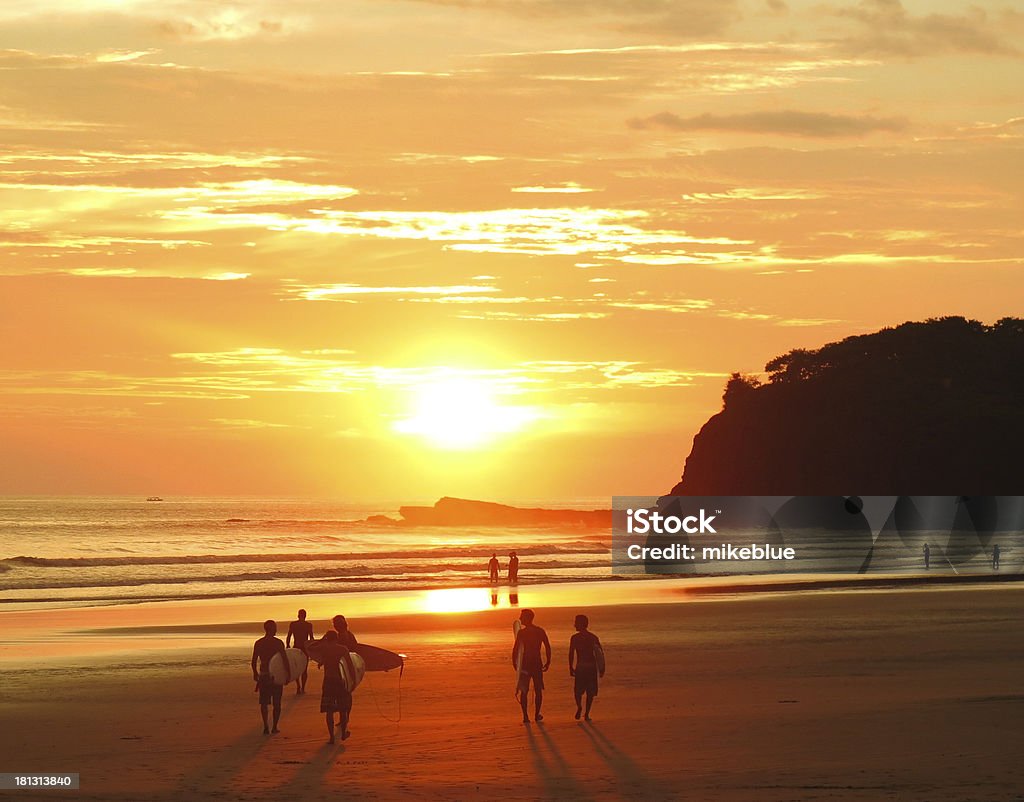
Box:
923, 543, 930, 570
286, 609, 314, 695
329, 614, 358, 650
512, 609, 550, 723
993, 543, 1000, 570
488, 553, 500, 583
568, 614, 603, 721
318, 630, 354, 744
508, 551, 519, 584
251, 620, 289, 735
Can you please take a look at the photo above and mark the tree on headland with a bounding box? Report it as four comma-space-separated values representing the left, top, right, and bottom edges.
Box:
670, 317, 1024, 495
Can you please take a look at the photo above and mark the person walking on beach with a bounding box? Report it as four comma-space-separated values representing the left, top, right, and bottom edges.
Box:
508, 551, 519, 584
568, 614, 604, 722
286, 609, 314, 695
317, 630, 355, 744
993, 543, 1000, 571
923, 543, 930, 570
251, 620, 289, 735
512, 608, 550, 723
488, 553, 500, 583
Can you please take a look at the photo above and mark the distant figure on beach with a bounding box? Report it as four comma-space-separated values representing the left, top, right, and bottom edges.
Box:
512, 608, 550, 723
992, 543, 1000, 570
286, 609, 314, 695
568, 614, 604, 722
923, 543, 930, 570
508, 551, 519, 584
251, 620, 289, 735
317, 630, 354, 744
488, 553, 500, 583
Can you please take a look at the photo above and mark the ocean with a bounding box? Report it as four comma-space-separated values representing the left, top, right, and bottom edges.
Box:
0, 498, 611, 608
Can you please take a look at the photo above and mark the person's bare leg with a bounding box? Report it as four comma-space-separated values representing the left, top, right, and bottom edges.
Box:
260, 704, 270, 735
301, 669, 308, 693
341, 710, 351, 740
534, 689, 544, 722
574, 690, 583, 720
326, 712, 335, 744
272, 699, 282, 733
584, 691, 594, 721
520, 687, 529, 723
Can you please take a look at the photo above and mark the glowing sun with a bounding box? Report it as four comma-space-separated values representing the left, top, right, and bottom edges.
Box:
393, 378, 539, 449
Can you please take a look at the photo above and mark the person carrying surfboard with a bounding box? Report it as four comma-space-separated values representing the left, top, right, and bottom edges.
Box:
317, 630, 355, 744
251, 620, 290, 735
286, 609, 314, 695
511, 609, 550, 723
568, 614, 604, 721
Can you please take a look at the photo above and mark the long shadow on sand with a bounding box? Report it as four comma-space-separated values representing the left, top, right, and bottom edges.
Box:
172, 692, 304, 798
578, 722, 664, 799
283, 739, 347, 792
524, 723, 594, 801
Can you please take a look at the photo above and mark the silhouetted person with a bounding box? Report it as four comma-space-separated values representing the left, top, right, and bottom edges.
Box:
327, 614, 358, 650
251, 619, 289, 735
569, 614, 603, 721
923, 543, 930, 570
512, 608, 550, 723
286, 608, 314, 695
317, 630, 354, 743
508, 551, 519, 584
993, 543, 1000, 570
488, 553, 500, 583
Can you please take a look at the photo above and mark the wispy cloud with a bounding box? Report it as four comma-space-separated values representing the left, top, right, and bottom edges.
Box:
629, 110, 908, 137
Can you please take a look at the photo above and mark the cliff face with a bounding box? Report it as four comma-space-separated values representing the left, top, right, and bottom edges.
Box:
671, 317, 1024, 495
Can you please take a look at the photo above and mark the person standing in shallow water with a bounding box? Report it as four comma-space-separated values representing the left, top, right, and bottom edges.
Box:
923, 543, 930, 570
992, 543, 1000, 570
251, 620, 289, 735
569, 614, 603, 721
488, 553, 500, 583
286, 609, 314, 695
508, 551, 519, 584
512, 608, 550, 723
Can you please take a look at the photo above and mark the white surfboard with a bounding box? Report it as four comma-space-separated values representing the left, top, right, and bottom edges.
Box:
512, 620, 524, 697
341, 652, 366, 693
307, 642, 366, 693
268, 648, 308, 686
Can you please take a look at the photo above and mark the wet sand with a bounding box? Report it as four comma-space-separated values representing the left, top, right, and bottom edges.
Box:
3, 584, 1024, 801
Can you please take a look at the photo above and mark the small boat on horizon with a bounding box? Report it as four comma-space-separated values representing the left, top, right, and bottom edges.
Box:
146, 496, 164, 502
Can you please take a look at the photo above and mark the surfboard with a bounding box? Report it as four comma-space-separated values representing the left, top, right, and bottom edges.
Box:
594, 643, 606, 675
268, 648, 308, 686
342, 652, 367, 693
353, 643, 404, 674
512, 619, 524, 697
306, 642, 367, 693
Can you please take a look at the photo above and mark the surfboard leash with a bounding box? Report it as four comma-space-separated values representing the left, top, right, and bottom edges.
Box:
362, 668, 403, 724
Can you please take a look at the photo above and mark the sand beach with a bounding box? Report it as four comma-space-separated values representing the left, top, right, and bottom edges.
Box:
4, 581, 1024, 801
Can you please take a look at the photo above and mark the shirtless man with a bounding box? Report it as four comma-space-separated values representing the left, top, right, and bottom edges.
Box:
251, 620, 289, 735
568, 614, 604, 721
511, 608, 551, 723
286, 609, 314, 694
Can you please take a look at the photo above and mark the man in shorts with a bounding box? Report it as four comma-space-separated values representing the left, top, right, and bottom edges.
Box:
568, 613, 603, 721
317, 630, 354, 743
251, 619, 289, 735
511, 608, 550, 723
286, 608, 314, 694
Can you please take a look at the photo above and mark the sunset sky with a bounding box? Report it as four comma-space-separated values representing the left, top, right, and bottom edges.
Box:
1, 0, 1022, 498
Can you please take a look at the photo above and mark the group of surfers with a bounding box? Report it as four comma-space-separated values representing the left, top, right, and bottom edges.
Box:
250, 610, 359, 744
251, 607, 606, 744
